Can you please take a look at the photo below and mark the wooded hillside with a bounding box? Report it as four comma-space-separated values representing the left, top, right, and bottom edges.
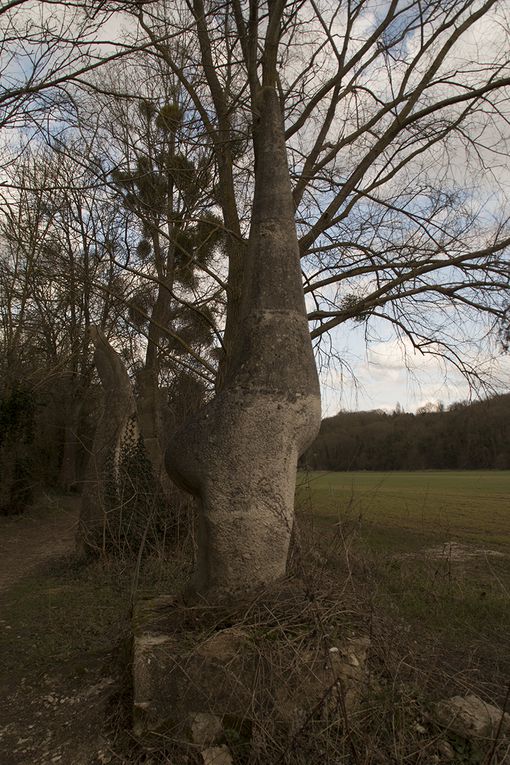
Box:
301, 394, 510, 471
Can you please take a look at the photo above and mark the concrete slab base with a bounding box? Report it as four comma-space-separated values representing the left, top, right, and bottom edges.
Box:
132, 594, 259, 738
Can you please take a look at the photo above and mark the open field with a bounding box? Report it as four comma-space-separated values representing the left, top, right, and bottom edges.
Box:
296, 470, 510, 551
295, 470, 510, 673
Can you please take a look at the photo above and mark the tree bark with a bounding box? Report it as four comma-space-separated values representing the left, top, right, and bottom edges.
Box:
77, 327, 139, 555
59, 396, 83, 492
165, 86, 321, 601
0, 447, 17, 515
137, 282, 176, 504
59, 422, 78, 492
137, 368, 167, 484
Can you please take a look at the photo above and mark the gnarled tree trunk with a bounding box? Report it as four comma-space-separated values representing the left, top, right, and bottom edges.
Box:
165, 86, 321, 601
77, 327, 138, 555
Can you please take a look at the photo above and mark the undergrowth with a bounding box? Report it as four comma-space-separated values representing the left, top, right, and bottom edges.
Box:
1, 482, 509, 764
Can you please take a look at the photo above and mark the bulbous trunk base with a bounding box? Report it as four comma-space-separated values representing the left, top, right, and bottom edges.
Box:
167, 385, 320, 601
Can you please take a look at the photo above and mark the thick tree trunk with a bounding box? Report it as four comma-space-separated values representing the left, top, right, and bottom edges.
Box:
77, 327, 138, 555
215, 237, 246, 390
165, 87, 321, 601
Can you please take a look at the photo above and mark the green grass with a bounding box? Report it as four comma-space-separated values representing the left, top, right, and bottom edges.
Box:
0, 560, 129, 678
295, 470, 510, 667
296, 470, 510, 551
0, 554, 187, 681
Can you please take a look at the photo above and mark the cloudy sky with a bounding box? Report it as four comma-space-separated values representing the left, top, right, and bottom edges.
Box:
319, 321, 510, 416
3, 2, 507, 419
302, 3, 510, 418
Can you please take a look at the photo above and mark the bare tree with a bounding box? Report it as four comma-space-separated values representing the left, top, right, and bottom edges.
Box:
0, 146, 134, 503
132, 1, 323, 600
119, 0, 510, 600
106, 80, 222, 498
5, 1, 509, 592
0, 0, 156, 187
61, 61, 225, 547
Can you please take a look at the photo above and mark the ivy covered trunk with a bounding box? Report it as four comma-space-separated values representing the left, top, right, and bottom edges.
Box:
165, 87, 321, 600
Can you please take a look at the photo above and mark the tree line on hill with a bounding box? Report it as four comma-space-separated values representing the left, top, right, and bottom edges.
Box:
301, 395, 510, 471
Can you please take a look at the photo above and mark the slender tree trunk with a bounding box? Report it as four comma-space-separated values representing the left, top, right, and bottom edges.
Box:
137, 286, 176, 502
165, 86, 321, 601
0, 446, 17, 514
138, 369, 164, 475
137, 364, 184, 516
59, 423, 77, 491
77, 327, 138, 555
59, 396, 83, 492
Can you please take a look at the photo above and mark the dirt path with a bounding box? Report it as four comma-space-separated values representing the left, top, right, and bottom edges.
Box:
0, 497, 126, 765
0, 497, 79, 592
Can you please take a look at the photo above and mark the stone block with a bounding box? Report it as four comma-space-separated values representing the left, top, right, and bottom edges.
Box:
433, 694, 510, 739
132, 596, 256, 737
132, 586, 371, 743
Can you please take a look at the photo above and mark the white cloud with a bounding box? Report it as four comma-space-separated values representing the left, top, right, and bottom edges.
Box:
320, 333, 510, 416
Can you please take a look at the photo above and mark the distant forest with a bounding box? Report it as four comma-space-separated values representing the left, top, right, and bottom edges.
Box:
301, 394, 510, 471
